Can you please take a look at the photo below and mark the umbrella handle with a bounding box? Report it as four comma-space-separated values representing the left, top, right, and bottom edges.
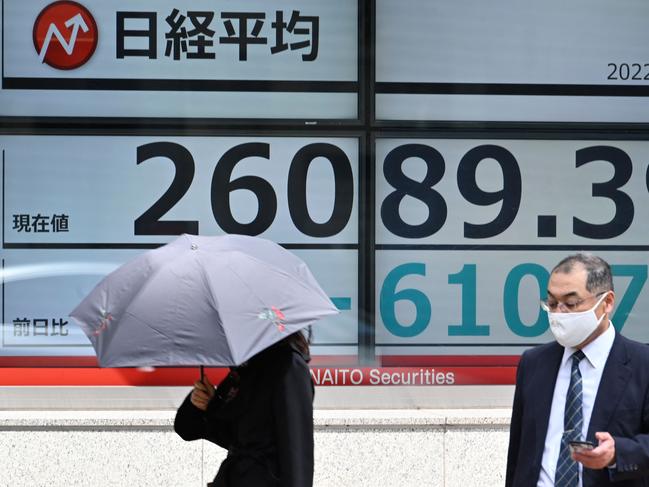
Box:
200, 365, 204, 383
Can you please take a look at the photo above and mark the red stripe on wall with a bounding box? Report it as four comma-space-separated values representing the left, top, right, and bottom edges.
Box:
0, 367, 229, 386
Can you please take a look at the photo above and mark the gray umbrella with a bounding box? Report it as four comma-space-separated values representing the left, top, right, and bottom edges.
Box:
69, 234, 338, 367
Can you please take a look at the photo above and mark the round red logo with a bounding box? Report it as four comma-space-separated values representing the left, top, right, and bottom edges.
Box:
33, 1, 98, 70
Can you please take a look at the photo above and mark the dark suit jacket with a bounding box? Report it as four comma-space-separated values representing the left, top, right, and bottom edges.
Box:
174, 342, 314, 487
506, 332, 649, 487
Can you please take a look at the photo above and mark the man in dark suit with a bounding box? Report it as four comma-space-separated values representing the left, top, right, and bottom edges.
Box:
506, 253, 649, 487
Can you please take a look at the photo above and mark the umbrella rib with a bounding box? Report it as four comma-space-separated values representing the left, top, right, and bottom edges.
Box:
102, 258, 173, 326
220, 262, 269, 364
123, 311, 176, 343
196, 259, 236, 363
228, 252, 322, 298
92, 311, 177, 365
110, 237, 192, 323
196, 251, 304, 364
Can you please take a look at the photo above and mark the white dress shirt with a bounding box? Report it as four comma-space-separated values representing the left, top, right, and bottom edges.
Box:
537, 323, 616, 487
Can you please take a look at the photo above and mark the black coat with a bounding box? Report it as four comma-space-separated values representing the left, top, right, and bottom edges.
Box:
174, 342, 314, 487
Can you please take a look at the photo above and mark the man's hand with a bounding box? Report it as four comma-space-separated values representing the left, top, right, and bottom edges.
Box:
190, 376, 215, 411
573, 432, 616, 469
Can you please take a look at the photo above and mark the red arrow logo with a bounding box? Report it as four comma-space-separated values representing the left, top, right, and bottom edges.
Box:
33, 1, 98, 70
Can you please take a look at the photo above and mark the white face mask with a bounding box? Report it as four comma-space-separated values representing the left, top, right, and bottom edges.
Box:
547, 292, 609, 348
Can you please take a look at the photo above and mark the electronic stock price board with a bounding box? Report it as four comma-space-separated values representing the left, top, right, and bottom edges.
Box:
370, 0, 649, 384
0, 0, 361, 384
1, 0, 648, 386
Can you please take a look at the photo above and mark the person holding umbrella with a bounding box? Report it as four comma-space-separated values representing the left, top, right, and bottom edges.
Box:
70, 234, 338, 486
174, 329, 314, 487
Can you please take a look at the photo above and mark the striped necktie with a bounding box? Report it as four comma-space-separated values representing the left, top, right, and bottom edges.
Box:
555, 350, 586, 487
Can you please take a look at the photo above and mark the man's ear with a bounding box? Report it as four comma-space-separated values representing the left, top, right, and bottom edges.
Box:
603, 291, 615, 315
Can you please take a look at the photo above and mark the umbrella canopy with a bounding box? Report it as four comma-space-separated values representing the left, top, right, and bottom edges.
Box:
70, 234, 339, 367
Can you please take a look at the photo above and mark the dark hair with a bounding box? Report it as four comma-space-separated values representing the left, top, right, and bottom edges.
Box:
552, 253, 613, 293
286, 328, 311, 359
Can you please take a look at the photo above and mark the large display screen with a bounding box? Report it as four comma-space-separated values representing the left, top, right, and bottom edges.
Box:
375, 0, 649, 123
374, 137, 649, 359
1, 135, 359, 364
1, 0, 648, 387
1, 0, 359, 120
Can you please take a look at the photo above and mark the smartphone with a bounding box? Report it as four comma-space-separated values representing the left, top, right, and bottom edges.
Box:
569, 440, 596, 454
